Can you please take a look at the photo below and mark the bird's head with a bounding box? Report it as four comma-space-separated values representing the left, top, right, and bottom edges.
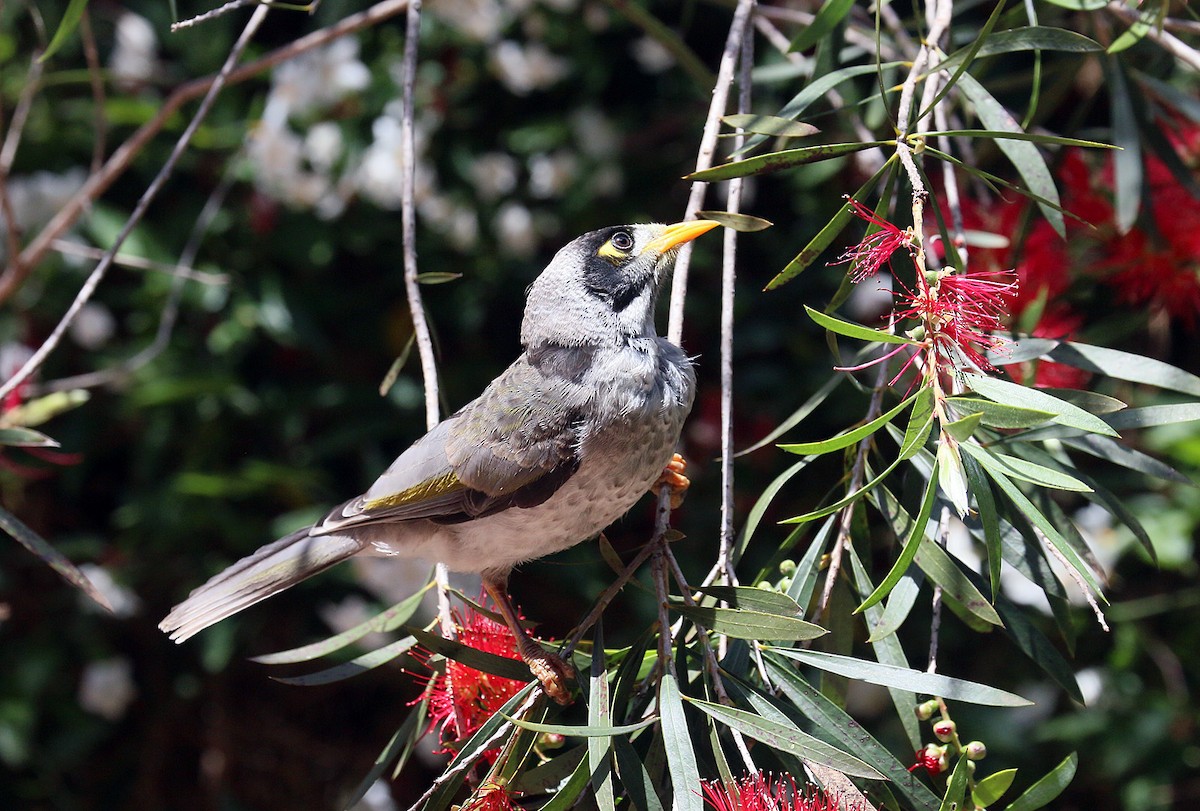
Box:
521, 220, 720, 348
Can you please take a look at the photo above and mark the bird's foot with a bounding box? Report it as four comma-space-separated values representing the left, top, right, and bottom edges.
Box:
654, 453, 690, 509
522, 645, 576, 706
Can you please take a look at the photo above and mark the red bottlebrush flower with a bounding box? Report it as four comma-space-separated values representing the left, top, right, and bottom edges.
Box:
909, 746, 948, 776
463, 783, 522, 811
834, 197, 917, 282
700, 773, 857, 811
894, 268, 1018, 376
418, 603, 531, 761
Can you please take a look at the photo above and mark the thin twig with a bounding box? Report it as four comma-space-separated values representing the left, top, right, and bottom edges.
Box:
562, 535, 663, 658
48, 240, 230, 285
1042, 534, 1109, 632
665, 0, 756, 346
0, 0, 413, 303
37, 174, 235, 394
664, 543, 731, 704
0, 54, 44, 273
1105, 2, 1200, 71
172, 0, 259, 32
0, 4, 272, 404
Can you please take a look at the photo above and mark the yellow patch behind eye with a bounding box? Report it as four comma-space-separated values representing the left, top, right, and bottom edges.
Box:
598, 239, 628, 262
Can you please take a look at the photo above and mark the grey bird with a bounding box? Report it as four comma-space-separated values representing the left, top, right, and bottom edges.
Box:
160, 219, 718, 704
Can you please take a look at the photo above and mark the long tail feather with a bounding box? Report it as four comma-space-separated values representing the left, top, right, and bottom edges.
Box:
159, 529, 362, 643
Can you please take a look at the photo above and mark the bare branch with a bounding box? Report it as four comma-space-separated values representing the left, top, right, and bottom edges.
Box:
79, 9, 108, 175
171, 0, 259, 32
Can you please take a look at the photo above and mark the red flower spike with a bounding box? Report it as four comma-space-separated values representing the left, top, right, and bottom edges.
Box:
463, 783, 522, 811
700, 773, 859, 811
909, 745, 947, 776
417, 602, 531, 762
834, 197, 917, 282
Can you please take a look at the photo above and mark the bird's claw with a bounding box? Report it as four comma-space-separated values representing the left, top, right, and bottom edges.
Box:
655, 453, 690, 509
525, 649, 575, 705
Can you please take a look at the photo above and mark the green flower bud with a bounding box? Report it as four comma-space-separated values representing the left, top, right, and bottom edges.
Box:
964, 740, 988, 760
933, 719, 956, 742
915, 700, 939, 721
779, 559, 797, 576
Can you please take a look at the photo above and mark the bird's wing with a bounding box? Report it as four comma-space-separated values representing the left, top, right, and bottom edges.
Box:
314, 354, 585, 533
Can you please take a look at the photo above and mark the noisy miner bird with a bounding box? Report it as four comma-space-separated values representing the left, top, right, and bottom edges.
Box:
160, 219, 719, 704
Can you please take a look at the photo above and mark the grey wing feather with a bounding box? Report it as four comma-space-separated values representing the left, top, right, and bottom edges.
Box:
315, 355, 586, 533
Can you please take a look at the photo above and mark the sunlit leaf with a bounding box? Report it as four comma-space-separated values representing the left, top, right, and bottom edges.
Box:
962, 453, 1002, 597
867, 570, 921, 643
912, 537, 1004, 627
930, 27, 1101, 74
780, 390, 919, 455
855, 465, 938, 613
415, 272, 462, 284
1, 389, 89, 428
0, 427, 60, 447
694, 585, 807, 617
687, 141, 891, 182
964, 375, 1118, 437
659, 674, 702, 811
1004, 753, 1078, 811
768, 649, 1033, 706
805, 306, 918, 345
789, 0, 855, 52
696, 210, 774, 231
588, 623, 614, 811
917, 129, 1115, 149
720, 115, 819, 139
670, 603, 827, 641
1062, 435, 1191, 484
40, 0, 90, 61
270, 636, 418, 686
738, 373, 844, 455
0, 505, 112, 612
685, 697, 884, 779
974, 768, 1018, 808
960, 442, 1092, 492
500, 714, 657, 737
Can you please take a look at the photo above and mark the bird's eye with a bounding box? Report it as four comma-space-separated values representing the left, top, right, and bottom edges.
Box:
610, 231, 634, 251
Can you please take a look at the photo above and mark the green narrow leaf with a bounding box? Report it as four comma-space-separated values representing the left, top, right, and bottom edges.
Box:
762, 655, 941, 810
613, 736, 667, 811
695, 210, 774, 232
342, 708, 424, 809
929, 27, 1101, 73
786, 515, 837, 611
694, 585, 808, 616
271, 636, 418, 686
253, 583, 432, 665
960, 442, 1092, 492
687, 141, 892, 182
1061, 435, 1191, 484
738, 372, 844, 455
535, 749, 592, 811
1004, 753, 1078, 811
403, 625, 535, 681
1039, 0, 1105, 7
415, 271, 462, 284
0, 506, 113, 612
804, 305, 920, 346
719, 115, 819, 139
962, 453, 1002, 597
974, 768, 1018, 808
918, 129, 1115, 149
943, 411, 983, 442
789, 0, 855, 52
955, 73, 1065, 236
917, 0, 1008, 120
985, 469, 1106, 597
1106, 57, 1142, 232
500, 715, 659, 739
685, 697, 884, 779
510, 745, 585, 794
40, 0, 90, 61
2, 389, 89, 428
669, 604, 827, 641
769, 649, 1033, 706
945, 396, 1056, 429
659, 674, 702, 811
901, 389, 936, 459
912, 537, 1004, 627
1107, 5, 1154, 53
780, 391, 919, 455
588, 623, 614, 811
964, 374, 1119, 437
867, 570, 922, 643
766, 155, 897, 288
940, 752, 972, 811
0, 427, 60, 447
1105, 403, 1200, 430
855, 463, 939, 613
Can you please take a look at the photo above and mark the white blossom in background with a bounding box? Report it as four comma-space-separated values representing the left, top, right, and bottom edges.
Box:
528, 151, 578, 199
421, 195, 480, 251
69, 303, 116, 350
266, 38, 370, 123
428, 0, 511, 42
304, 122, 345, 174
489, 41, 570, 95
494, 202, 538, 257
349, 779, 398, 811
246, 123, 331, 210
78, 657, 137, 721
469, 153, 520, 201
571, 108, 620, 159
357, 111, 438, 210
0, 170, 87, 261
109, 12, 158, 90
631, 35, 675, 73
79, 563, 140, 618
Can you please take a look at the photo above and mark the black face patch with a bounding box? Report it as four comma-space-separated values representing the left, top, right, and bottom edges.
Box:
581, 227, 646, 312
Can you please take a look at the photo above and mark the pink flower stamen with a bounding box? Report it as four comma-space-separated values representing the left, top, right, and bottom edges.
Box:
832, 197, 917, 282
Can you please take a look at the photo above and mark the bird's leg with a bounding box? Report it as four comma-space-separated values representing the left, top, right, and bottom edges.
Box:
654, 453, 690, 509
482, 573, 575, 706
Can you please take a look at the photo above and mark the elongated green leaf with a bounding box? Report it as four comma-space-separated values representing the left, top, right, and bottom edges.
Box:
962, 453, 1003, 597
955, 73, 1064, 236
770, 649, 1033, 706
1042, 388, 1126, 415
695, 210, 773, 232
985, 469, 1106, 597
685, 697, 884, 779
404, 625, 534, 681
3, 389, 89, 428
0, 426, 59, 447
40, 0, 90, 61
918, 129, 1115, 149
1108, 6, 1155, 53
0, 506, 112, 611
943, 412, 983, 442
974, 768, 1018, 808
960, 442, 1092, 492
271, 636, 418, 686
694, 585, 807, 617
688, 141, 891, 182
856, 464, 939, 613
901, 389, 936, 459
659, 674, 702, 811
738, 373, 844, 455
343, 708, 425, 809
918, 0, 1009, 121
1106, 57, 1142, 231
588, 624, 614, 811
867, 570, 921, 643
1010, 340, 1200, 396
930, 27, 1101, 74
945, 395, 1077, 429
762, 654, 941, 810
786, 515, 837, 611
766, 156, 897, 288
535, 746, 592, 811
1062, 435, 1191, 484
1040, 0, 1105, 7
964, 375, 1119, 437
253, 584, 431, 665
912, 538, 1004, 627
511, 745, 586, 794
781, 392, 918, 455
789, 0, 855, 52
613, 736, 666, 811
805, 305, 920, 345
670, 604, 827, 641
780, 451, 904, 526
1005, 753, 1078, 811
1105, 404, 1200, 430
720, 115, 819, 139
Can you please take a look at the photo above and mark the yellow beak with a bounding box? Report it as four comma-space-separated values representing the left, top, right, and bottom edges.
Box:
643, 219, 721, 254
